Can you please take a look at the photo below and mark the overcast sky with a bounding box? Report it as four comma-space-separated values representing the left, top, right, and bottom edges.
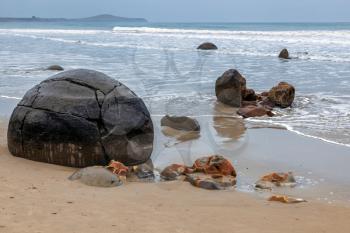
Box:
1, 0, 349, 22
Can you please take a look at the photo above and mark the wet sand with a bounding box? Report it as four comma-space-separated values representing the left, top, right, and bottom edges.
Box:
1, 113, 350, 232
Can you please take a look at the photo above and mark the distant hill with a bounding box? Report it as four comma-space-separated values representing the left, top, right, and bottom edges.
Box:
0, 14, 147, 23
78, 14, 147, 22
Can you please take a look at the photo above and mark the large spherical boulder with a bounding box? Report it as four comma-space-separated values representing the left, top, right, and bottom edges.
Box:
7, 69, 154, 168
197, 42, 218, 50
215, 69, 246, 107
268, 82, 295, 108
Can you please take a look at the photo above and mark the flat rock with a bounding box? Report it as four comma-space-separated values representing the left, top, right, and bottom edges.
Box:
161, 115, 200, 132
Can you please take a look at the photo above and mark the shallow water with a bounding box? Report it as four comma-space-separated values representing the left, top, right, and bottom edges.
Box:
0, 22, 349, 146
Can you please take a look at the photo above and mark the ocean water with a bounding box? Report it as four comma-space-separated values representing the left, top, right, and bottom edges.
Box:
0, 22, 349, 146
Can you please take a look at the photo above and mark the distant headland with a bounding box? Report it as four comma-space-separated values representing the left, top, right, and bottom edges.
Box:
0, 14, 148, 23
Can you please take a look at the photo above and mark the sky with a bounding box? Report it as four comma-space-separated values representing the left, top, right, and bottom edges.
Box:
1, 0, 350, 22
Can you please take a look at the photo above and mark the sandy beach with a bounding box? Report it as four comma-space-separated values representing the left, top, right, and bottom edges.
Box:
1, 114, 350, 233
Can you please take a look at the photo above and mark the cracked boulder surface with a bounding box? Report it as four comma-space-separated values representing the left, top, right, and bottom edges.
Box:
7, 69, 154, 168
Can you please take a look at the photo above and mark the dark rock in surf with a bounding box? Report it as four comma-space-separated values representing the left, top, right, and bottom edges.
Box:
268, 82, 295, 108
197, 42, 218, 50
46, 65, 64, 71
7, 69, 154, 168
161, 115, 200, 132
215, 69, 246, 107
278, 49, 290, 59
242, 88, 257, 101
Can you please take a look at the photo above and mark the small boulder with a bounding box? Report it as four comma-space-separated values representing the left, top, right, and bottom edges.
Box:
215, 69, 246, 107
278, 49, 290, 59
46, 65, 64, 71
68, 167, 122, 187
237, 105, 274, 118
197, 42, 218, 50
161, 115, 200, 132
242, 88, 257, 101
268, 82, 295, 108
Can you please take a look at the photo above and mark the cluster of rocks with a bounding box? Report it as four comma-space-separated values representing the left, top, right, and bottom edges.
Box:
215, 69, 295, 118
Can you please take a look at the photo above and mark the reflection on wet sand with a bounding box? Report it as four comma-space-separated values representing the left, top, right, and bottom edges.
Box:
212, 101, 246, 142
161, 126, 200, 147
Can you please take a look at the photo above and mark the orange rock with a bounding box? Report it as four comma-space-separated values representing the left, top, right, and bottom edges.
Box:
268, 195, 306, 204
105, 160, 129, 177
237, 105, 274, 118
268, 82, 295, 108
192, 155, 236, 177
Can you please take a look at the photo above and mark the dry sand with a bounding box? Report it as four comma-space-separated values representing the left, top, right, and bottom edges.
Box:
1, 120, 350, 233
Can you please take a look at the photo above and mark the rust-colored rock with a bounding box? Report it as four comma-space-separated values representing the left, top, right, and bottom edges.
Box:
105, 160, 129, 177
237, 105, 274, 118
192, 155, 237, 177
268, 82, 295, 108
268, 195, 306, 204
255, 172, 297, 190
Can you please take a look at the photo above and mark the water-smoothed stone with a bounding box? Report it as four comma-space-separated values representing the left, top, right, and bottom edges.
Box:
278, 48, 290, 59
7, 69, 154, 167
46, 65, 64, 71
268, 82, 295, 108
68, 166, 122, 187
215, 69, 246, 107
197, 42, 218, 50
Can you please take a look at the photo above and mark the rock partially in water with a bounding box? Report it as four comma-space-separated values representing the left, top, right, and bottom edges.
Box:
237, 105, 274, 118
161, 115, 200, 132
278, 48, 290, 59
255, 172, 297, 190
68, 166, 122, 187
46, 65, 64, 71
7, 69, 154, 167
268, 82, 295, 108
242, 88, 257, 101
197, 42, 218, 50
215, 69, 246, 107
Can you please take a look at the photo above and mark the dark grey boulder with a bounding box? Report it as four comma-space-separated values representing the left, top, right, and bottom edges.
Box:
161, 115, 200, 132
7, 69, 154, 168
215, 69, 246, 107
278, 49, 290, 59
46, 65, 64, 71
197, 42, 218, 50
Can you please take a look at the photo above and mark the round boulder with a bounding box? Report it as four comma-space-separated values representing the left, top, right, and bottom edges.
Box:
215, 69, 246, 107
268, 82, 295, 108
7, 69, 154, 167
278, 49, 290, 59
46, 65, 64, 71
197, 42, 218, 50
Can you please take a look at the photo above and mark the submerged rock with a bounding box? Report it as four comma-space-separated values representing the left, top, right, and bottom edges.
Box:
46, 65, 64, 71
278, 48, 290, 59
215, 69, 246, 107
161, 115, 200, 132
197, 42, 218, 50
7, 69, 154, 167
237, 105, 274, 118
268, 82, 295, 108
68, 166, 122, 187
